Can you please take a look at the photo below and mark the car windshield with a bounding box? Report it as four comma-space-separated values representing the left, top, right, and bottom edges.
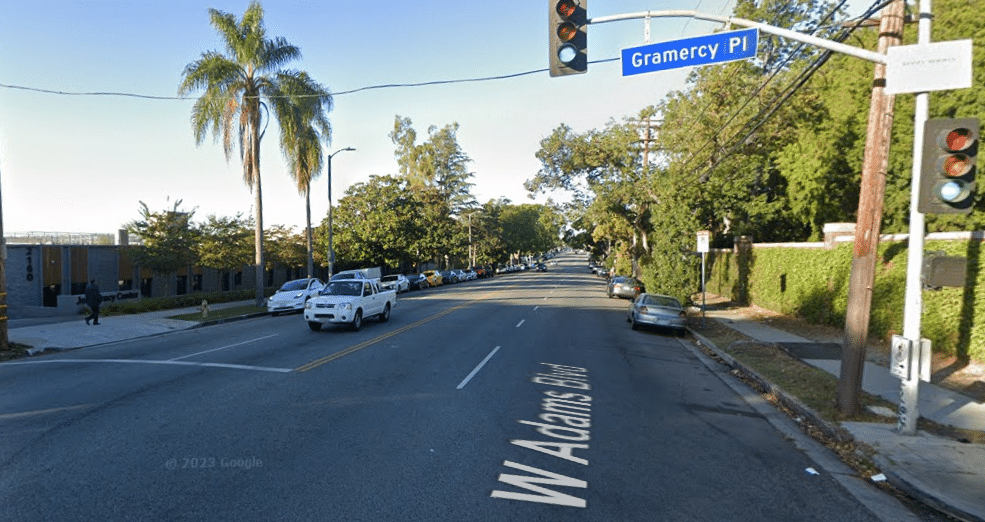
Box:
643, 295, 681, 309
381, 275, 398, 282
323, 281, 362, 296
278, 279, 311, 292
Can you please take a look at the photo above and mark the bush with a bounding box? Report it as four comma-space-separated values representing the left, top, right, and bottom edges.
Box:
101, 288, 276, 316
700, 238, 984, 361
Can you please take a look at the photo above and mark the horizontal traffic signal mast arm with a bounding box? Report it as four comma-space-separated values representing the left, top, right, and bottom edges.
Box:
588, 10, 888, 64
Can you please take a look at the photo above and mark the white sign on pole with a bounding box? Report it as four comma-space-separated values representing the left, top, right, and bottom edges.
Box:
696, 231, 710, 253
885, 40, 973, 94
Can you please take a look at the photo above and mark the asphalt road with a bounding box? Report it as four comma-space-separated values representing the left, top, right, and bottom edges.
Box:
0, 253, 919, 521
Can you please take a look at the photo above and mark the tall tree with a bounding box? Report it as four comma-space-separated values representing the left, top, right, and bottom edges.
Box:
270, 72, 333, 278
178, 0, 306, 305
390, 116, 477, 215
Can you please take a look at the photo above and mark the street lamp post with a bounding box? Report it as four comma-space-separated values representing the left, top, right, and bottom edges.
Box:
327, 147, 355, 280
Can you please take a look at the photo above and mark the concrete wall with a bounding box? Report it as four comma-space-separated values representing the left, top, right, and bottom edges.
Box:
6, 245, 43, 307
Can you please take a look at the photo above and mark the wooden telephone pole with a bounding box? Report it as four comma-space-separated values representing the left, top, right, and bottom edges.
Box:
837, 0, 906, 415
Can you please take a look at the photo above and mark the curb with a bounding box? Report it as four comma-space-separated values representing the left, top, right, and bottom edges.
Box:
870, 454, 985, 522
688, 328, 854, 443
191, 311, 271, 329
688, 327, 984, 522
17, 311, 272, 358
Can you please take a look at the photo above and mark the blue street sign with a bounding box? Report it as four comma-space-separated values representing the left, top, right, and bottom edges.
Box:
622, 28, 759, 76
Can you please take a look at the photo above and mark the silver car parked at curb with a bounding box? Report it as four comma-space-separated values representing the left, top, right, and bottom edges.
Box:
627, 293, 687, 337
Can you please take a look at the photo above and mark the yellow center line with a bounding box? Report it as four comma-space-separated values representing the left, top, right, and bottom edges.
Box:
294, 291, 500, 372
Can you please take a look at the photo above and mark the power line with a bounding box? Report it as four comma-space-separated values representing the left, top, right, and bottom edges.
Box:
0, 58, 622, 101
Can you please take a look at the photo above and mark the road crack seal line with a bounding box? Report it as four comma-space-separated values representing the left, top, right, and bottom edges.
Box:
295, 290, 502, 372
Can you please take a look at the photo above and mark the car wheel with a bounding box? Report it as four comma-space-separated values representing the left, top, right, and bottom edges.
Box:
307, 321, 322, 332
379, 303, 391, 323
630, 314, 640, 330
351, 310, 363, 331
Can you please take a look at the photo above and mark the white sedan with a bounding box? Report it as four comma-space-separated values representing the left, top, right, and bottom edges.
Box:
267, 278, 324, 315
380, 274, 410, 293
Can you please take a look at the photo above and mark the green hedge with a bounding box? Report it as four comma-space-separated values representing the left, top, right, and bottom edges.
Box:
100, 288, 276, 316
705, 238, 984, 361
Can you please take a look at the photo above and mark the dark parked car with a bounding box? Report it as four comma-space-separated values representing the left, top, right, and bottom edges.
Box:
407, 273, 429, 290
607, 276, 645, 299
627, 293, 687, 337
440, 270, 458, 284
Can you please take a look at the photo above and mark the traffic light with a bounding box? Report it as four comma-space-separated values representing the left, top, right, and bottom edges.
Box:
918, 118, 978, 214
549, 0, 587, 77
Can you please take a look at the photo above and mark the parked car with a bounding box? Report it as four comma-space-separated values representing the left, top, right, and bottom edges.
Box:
330, 271, 370, 282
471, 266, 487, 278
422, 270, 443, 287
304, 279, 396, 332
406, 273, 429, 290
463, 269, 477, 281
608, 276, 646, 299
536, 263, 547, 272
441, 270, 458, 284
451, 269, 467, 282
266, 278, 323, 315
380, 274, 410, 293
627, 293, 687, 337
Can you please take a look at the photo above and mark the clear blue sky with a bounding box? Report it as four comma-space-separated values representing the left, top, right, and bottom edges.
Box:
0, 0, 872, 235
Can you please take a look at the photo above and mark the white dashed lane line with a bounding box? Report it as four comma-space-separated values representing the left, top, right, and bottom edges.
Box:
457, 346, 501, 390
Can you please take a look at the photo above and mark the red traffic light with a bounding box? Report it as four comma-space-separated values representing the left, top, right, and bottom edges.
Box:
557, 21, 578, 42
556, 0, 577, 18
941, 128, 975, 152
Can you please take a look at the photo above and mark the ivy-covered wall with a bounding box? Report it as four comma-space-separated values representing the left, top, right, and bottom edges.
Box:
705, 237, 984, 361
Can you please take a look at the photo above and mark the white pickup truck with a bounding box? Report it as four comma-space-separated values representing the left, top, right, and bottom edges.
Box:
303, 279, 396, 331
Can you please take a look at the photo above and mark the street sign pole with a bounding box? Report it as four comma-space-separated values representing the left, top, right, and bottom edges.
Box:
697, 231, 710, 327
897, 0, 934, 436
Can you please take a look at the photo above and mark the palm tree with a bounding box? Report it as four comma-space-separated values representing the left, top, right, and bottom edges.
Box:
270, 73, 332, 278
178, 0, 304, 306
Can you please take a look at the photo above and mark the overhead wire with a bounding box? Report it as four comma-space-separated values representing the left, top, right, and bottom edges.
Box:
680, 0, 894, 184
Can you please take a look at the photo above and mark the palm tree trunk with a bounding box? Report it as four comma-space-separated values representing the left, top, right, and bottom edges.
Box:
251, 120, 265, 307
305, 184, 314, 278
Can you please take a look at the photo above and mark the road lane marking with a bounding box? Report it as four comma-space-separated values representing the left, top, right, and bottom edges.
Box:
0, 358, 292, 373
169, 333, 279, 361
0, 403, 96, 421
457, 346, 500, 389
516, 320, 525, 328
295, 291, 501, 372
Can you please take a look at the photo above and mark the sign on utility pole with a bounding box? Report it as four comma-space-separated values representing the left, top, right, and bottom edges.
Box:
885, 39, 973, 95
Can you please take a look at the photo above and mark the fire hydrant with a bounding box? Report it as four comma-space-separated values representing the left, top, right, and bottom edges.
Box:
201, 299, 210, 320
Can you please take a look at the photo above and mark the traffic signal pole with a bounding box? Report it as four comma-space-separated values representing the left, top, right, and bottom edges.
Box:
897, 0, 933, 435
587, 10, 888, 65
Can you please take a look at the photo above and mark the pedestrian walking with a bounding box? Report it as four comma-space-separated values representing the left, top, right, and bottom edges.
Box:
84, 280, 102, 325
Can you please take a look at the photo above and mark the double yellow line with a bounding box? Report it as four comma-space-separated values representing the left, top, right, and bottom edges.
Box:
295, 292, 497, 372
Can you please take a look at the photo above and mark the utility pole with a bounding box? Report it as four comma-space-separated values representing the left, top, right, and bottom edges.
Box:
0, 156, 7, 351
837, 0, 906, 416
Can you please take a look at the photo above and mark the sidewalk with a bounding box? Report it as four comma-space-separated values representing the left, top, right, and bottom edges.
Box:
695, 303, 985, 522
8, 301, 258, 355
